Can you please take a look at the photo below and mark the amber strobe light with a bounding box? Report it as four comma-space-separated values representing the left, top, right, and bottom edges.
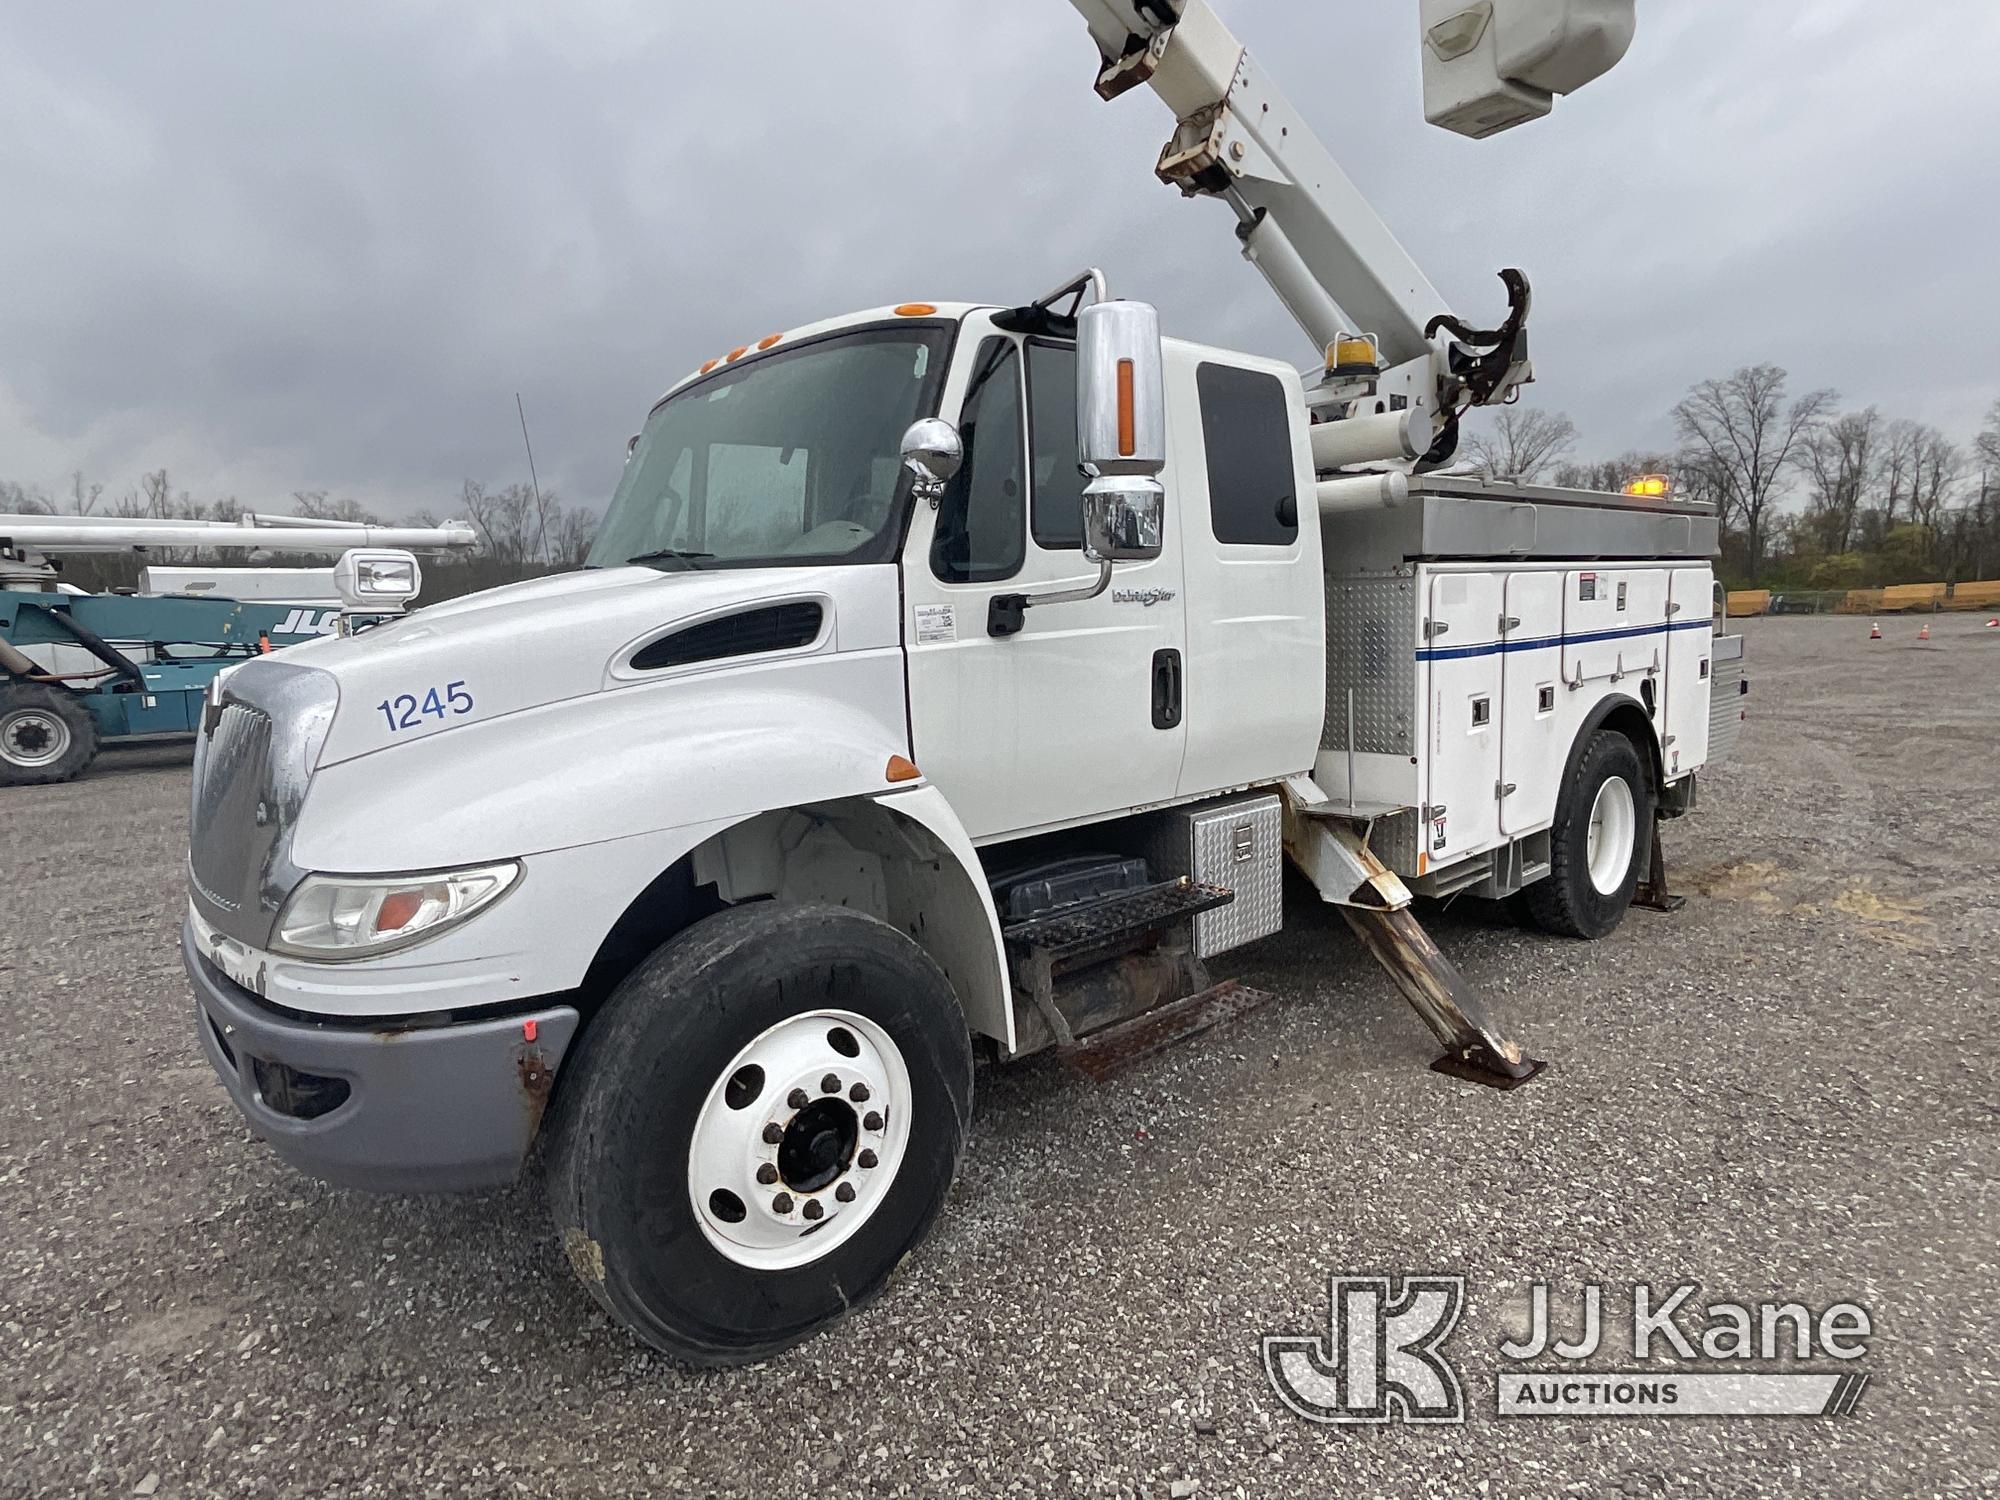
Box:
1116, 359, 1137, 458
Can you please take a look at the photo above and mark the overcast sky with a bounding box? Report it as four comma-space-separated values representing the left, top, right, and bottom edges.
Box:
3, 0, 1996, 519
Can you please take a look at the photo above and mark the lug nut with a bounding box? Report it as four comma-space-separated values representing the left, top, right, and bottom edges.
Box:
849, 1082, 871, 1103
771, 1193, 794, 1215
802, 1199, 824, 1221
762, 1122, 784, 1145
857, 1149, 878, 1170
863, 1111, 884, 1132
756, 1163, 779, 1185
835, 1182, 856, 1203
788, 1088, 809, 1110
821, 1073, 841, 1094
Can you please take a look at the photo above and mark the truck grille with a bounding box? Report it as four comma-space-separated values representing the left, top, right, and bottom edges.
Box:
186, 660, 338, 946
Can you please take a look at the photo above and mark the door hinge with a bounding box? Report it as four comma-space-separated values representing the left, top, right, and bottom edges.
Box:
1499, 614, 1520, 633
1424, 619, 1450, 640
1495, 780, 1517, 799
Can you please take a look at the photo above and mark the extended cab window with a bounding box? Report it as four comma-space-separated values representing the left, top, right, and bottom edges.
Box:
1027, 341, 1086, 550
931, 338, 1026, 584
1197, 362, 1298, 547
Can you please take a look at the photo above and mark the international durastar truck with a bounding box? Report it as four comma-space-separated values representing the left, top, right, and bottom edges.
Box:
181, 0, 1746, 1363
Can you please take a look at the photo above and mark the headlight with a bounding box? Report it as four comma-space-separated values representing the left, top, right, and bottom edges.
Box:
272, 862, 520, 959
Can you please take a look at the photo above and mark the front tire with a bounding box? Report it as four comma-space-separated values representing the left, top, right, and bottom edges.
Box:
0, 683, 98, 786
545, 902, 974, 1365
1523, 729, 1653, 940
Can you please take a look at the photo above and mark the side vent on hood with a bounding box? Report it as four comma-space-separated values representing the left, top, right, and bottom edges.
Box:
631, 601, 825, 672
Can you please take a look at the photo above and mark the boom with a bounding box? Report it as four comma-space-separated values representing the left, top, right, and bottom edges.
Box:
1065, 0, 1635, 468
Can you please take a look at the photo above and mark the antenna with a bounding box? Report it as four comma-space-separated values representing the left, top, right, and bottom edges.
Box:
516, 391, 552, 565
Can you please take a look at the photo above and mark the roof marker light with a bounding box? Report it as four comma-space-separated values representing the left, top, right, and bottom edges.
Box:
894, 303, 937, 317
725, 346, 749, 363
757, 333, 783, 350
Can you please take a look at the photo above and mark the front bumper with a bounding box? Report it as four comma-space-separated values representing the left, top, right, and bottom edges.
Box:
184, 917, 581, 1193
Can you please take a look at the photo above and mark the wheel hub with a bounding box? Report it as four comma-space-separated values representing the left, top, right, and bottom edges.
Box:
687, 1009, 912, 1271
1584, 775, 1637, 896
1, 709, 70, 768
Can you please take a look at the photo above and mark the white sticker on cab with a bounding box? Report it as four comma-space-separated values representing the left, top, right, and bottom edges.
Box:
914, 604, 956, 645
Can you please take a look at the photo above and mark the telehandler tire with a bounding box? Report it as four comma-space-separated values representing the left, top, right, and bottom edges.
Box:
545, 901, 974, 1366
0, 683, 98, 786
1523, 728, 1652, 940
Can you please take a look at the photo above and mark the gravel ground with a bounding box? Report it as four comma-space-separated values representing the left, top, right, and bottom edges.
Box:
2, 612, 1996, 1498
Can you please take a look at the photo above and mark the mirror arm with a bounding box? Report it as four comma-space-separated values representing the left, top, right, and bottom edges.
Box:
986, 561, 1115, 638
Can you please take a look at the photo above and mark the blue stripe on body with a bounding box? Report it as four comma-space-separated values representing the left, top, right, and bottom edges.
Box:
1416, 617, 1710, 662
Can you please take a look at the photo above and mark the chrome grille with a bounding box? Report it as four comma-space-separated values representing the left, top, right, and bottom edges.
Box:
185, 660, 338, 946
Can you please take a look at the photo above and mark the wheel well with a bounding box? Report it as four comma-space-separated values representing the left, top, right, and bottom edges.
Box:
1586, 696, 1663, 795
574, 799, 1008, 1044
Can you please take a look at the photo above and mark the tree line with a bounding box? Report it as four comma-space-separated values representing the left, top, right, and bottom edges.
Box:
1465, 370, 2000, 589
0, 473, 597, 603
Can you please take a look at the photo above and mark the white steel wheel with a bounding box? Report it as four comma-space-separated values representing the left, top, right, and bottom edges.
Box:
1584, 774, 1638, 896
1, 706, 71, 769
688, 1009, 913, 1272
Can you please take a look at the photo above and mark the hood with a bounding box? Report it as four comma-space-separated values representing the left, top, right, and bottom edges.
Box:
283, 564, 902, 768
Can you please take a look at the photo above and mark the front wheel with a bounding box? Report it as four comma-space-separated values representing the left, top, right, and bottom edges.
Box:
1523, 729, 1653, 940
545, 902, 974, 1365
0, 683, 99, 786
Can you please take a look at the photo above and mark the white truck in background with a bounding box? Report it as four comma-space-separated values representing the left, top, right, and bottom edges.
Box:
181, 0, 1746, 1363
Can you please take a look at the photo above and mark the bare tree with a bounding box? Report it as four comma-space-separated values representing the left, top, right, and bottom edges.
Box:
1909, 426, 1962, 534
1672, 364, 1834, 573
1465, 407, 1578, 483
549, 505, 600, 569
1976, 399, 2000, 474
1796, 407, 1879, 555
292, 491, 385, 526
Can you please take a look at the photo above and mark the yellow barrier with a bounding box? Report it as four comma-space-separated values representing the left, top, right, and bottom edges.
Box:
1880, 582, 1946, 613
1835, 589, 1883, 615
1725, 590, 1771, 617
1947, 579, 2000, 611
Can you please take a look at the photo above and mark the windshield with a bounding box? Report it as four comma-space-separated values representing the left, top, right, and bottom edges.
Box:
589, 324, 953, 571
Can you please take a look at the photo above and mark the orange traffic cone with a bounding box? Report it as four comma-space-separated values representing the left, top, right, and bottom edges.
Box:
1918, 621, 1931, 641
1868, 621, 1881, 640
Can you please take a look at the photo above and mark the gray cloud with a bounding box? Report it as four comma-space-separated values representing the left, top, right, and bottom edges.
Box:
3, 1, 1995, 518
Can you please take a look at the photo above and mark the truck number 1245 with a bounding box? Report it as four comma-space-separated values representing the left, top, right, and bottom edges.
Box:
376, 681, 474, 732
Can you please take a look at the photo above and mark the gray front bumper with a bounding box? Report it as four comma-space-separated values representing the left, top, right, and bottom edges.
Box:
184, 918, 581, 1193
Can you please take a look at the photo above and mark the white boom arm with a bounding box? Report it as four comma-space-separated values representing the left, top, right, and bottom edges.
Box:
1066, 0, 1634, 467
0, 512, 478, 555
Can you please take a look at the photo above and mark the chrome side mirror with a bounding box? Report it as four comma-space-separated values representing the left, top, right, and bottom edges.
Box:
900, 418, 963, 506
1083, 479, 1165, 563
1076, 300, 1167, 563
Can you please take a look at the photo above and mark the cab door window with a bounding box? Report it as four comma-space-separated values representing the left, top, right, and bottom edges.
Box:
931, 338, 1027, 583
1027, 340, 1086, 550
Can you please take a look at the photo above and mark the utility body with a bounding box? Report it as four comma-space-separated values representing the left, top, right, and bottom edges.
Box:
178, 0, 1746, 1362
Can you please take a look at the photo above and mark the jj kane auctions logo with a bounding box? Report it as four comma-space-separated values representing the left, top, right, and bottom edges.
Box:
1264, 1277, 1874, 1424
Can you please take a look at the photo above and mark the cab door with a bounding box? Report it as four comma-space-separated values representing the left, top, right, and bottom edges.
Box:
902, 315, 1187, 842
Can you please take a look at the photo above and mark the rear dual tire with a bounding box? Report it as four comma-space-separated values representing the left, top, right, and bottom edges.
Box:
545, 901, 973, 1366
1523, 729, 1652, 940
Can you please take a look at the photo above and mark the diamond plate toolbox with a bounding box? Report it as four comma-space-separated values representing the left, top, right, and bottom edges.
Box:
1165, 795, 1284, 958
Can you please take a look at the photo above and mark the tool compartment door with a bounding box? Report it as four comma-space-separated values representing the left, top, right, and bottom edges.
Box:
1663, 567, 1713, 779
1423, 570, 1503, 863
1561, 568, 1669, 685
1498, 570, 1565, 835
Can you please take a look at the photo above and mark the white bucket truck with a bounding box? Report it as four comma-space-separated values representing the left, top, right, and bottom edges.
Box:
183, 0, 1745, 1362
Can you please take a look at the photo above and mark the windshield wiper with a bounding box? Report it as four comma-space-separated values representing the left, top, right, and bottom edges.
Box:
626, 548, 716, 571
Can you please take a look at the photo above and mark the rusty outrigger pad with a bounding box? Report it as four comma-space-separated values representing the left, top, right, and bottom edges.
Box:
1341, 904, 1545, 1091
1060, 980, 1277, 1083
1632, 831, 1687, 913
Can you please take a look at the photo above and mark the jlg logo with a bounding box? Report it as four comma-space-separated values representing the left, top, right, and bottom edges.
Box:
270, 608, 341, 637
1262, 1276, 1466, 1425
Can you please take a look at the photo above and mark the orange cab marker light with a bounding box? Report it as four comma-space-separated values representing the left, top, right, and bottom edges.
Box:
885, 755, 921, 783
894, 303, 937, 317
699, 358, 720, 375
1116, 358, 1137, 457
757, 333, 783, 350
725, 346, 749, 363
523, 1018, 539, 1043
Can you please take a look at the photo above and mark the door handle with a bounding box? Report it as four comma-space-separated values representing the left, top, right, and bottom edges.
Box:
1151, 648, 1182, 731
